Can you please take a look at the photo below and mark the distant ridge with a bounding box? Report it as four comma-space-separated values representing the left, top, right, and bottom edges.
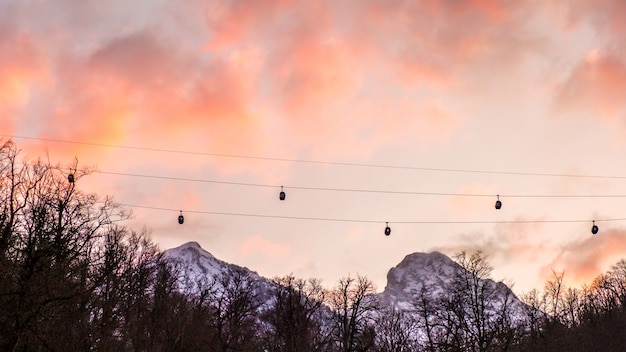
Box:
164, 242, 529, 323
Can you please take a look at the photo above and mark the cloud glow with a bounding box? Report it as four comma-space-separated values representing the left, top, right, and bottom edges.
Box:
3, 0, 626, 292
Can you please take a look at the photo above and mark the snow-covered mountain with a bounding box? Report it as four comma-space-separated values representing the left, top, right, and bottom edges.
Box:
381, 251, 459, 310
163, 242, 529, 323
163, 241, 256, 281
162, 241, 276, 304
378, 251, 529, 322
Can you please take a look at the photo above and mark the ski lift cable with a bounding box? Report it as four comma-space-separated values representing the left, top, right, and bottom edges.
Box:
13, 163, 626, 199
95, 171, 626, 199
10, 159, 626, 199
119, 202, 626, 225
6, 134, 626, 180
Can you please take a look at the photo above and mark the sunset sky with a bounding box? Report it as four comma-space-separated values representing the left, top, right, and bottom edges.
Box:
3, 0, 626, 294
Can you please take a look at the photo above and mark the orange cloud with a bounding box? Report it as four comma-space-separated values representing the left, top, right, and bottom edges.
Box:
204, 0, 294, 49
0, 28, 47, 129
542, 227, 626, 288
11, 29, 265, 168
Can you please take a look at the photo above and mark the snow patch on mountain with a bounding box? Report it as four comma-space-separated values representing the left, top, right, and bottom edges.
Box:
163, 241, 224, 279
163, 242, 531, 326
163, 241, 276, 303
378, 252, 459, 310
379, 251, 529, 322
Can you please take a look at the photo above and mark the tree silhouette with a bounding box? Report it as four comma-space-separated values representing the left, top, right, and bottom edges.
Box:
328, 275, 379, 352
262, 274, 328, 351
411, 251, 522, 352
0, 140, 130, 350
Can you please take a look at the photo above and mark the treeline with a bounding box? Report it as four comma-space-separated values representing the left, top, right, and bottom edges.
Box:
1, 139, 626, 351
515, 262, 626, 351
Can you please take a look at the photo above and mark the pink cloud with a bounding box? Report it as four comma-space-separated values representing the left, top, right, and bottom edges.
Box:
436, 218, 549, 259
555, 53, 626, 119
16, 0, 543, 167
4, 0, 605, 178
204, 0, 294, 49
5, 0, 626, 296
270, 38, 361, 115
563, 0, 626, 36
445, 184, 498, 216
240, 235, 291, 259
357, 0, 537, 86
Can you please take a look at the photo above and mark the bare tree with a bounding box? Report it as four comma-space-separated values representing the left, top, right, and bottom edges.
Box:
0, 140, 130, 350
412, 285, 442, 352
207, 269, 262, 352
374, 307, 420, 352
441, 251, 520, 352
410, 251, 521, 352
543, 270, 566, 323
263, 274, 328, 352
607, 259, 626, 307
519, 289, 547, 341
328, 275, 380, 352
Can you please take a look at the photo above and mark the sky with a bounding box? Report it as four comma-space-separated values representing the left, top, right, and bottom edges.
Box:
3, 0, 626, 295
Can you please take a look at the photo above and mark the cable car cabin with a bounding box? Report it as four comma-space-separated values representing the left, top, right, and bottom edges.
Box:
68, 173, 75, 183
279, 186, 286, 201
495, 195, 502, 210
591, 221, 598, 235
385, 222, 391, 236
178, 211, 184, 225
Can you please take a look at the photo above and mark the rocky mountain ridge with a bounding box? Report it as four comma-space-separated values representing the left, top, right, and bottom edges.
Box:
163, 242, 527, 319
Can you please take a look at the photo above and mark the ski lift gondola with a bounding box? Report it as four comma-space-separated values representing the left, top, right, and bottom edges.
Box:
279, 186, 286, 201
384, 222, 391, 236
591, 221, 598, 235
495, 195, 502, 210
178, 211, 184, 225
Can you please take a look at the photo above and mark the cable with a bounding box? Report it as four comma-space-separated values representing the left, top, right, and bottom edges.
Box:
11, 158, 626, 199
7, 153, 621, 226
5, 136, 622, 235
6, 134, 626, 180
8, 135, 626, 226
98, 171, 276, 189
119, 202, 626, 225
96, 170, 626, 199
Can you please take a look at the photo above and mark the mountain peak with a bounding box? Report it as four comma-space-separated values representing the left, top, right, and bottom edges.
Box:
163, 241, 266, 287
163, 241, 276, 306
168, 241, 217, 260
398, 251, 456, 267
163, 241, 226, 280
182, 241, 201, 248
386, 252, 459, 287
381, 251, 461, 309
